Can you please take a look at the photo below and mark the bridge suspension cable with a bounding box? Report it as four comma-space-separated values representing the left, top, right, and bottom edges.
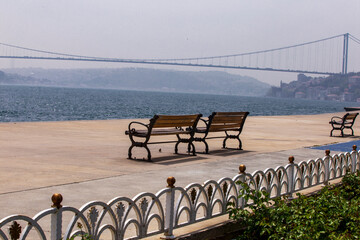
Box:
349, 34, 360, 44
0, 33, 359, 75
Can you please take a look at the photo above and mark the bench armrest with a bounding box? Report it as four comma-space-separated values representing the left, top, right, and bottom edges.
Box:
126, 121, 150, 135
330, 116, 342, 122
194, 118, 209, 128
186, 118, 208, 132
199, 118, 209, 126
200, 118, 209, 123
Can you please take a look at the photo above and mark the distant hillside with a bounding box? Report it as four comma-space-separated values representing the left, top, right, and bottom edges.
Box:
1, 68, 270, 96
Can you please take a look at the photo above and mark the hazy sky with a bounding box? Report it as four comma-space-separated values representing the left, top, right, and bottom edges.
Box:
1, 0, 360, 85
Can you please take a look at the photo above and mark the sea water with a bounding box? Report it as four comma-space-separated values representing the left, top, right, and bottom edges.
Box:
0, 85, 358, 122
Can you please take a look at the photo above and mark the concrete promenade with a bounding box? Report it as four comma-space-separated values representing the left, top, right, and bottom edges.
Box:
0, 112, 359, 220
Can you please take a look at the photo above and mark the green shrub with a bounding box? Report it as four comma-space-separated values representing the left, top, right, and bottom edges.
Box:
227, 171, 360, 240
67, 222, 93, 240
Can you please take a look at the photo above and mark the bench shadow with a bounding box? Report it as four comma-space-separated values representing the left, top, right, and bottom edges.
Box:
152, 154, 208, 165
330, 135, 360, 139
126, 149, 252, 165
198, 149, 252, 156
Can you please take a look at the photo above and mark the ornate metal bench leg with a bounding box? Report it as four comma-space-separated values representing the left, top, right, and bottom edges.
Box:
203, 140, 209, 154
174, 142, 179, 154
144, 145, 152, 161
187, 143, 192, 154
223, 137, 228, 149
174, 138, 197, 156
194, 138, 209, 154
128, 141, 152, 161
223, 135, 242, 150
128, 145, 134, 159
189, 142, 196, 156
238, 138, 243, 150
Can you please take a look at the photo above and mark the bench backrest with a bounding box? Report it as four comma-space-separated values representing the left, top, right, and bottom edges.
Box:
208, 112, 249, 132
343, 113, 359, 124
150, 114, 202, 129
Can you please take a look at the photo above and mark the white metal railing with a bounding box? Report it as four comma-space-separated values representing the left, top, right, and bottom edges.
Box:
1, 145, 359, 240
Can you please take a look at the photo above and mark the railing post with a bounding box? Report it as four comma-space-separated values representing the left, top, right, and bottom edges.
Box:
288, 156, 295, 199
238, 164, 246, 209
161, 177, 176, 239
324, 150, 331, 185
351, 145, 357, 173
51, 193, 63, 240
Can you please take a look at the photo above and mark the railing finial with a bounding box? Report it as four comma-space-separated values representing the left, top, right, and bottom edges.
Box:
239, 164, 246, 173
51, 193, 63, 209
325, 149, 330, 156
167, 176, 176, 188
289, 156, 295, 164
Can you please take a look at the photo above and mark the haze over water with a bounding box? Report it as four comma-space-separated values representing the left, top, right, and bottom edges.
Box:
0, 85, 357, 122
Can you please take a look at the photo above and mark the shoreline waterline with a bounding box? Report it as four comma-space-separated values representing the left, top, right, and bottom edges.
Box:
0, 110, 348, 125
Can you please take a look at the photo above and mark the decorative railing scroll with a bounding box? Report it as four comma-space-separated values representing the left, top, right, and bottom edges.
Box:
0, 146, 359, 240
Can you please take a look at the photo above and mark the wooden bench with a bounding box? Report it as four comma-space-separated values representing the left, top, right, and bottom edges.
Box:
329, 112, 359, 137
125, 114, 202, 161
194, 112, 249, 153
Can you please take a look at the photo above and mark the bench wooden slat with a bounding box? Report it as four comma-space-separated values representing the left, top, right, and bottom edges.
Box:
216, 112, 249, 115
133, 129, 191, 136
346, 114, 357, 120
153, 114, 200, 128
211, 116, 245, 124
153, 120, 198, 128
153, 123, 195, 128
150, 130, 191, 135
155, 118, 198, 123
156, 115, 200, 121
215, 112, 249, 116
209, 124, 241, 132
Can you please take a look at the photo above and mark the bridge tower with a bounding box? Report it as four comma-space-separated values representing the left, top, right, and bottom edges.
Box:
342, 33, 349, 75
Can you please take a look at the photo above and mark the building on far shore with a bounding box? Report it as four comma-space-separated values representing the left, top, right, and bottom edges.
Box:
267, 73, 360, 102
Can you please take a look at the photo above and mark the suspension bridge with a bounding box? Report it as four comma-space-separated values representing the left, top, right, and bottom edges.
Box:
1, 33, 360, 76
